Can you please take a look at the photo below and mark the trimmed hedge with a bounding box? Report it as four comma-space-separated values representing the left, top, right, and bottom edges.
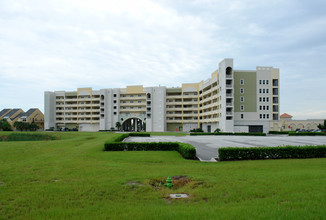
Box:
103, 133, 197, 159
129, 132, 151, 137
177, 143, 197, 159
218, 145, 326, 161
289, 132, 326, 136
269, 131, 290, 134
190, 132, 266, 136
0, 133, 56, 142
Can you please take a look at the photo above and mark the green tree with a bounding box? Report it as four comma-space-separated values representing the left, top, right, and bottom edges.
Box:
30, 122, 39, 131
317, 120, 326, 130
115, 122, 121, 131
0, 119, 12, 131
13, 121, 25, 131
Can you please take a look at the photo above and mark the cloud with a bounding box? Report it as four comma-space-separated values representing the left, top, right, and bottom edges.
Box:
0, 0, 325, 119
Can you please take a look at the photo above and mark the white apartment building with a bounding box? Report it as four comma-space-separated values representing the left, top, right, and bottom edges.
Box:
44, 58, 280, 132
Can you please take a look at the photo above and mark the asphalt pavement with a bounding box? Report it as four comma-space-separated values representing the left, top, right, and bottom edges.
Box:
125, 135, 326, 162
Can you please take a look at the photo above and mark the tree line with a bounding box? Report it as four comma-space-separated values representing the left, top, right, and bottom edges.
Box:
0, 119, 39, 131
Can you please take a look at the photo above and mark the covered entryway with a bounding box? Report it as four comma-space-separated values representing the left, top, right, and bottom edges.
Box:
122, 118, 144, 132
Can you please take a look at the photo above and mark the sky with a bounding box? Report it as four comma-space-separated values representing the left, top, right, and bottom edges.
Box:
0, 0, 325, 119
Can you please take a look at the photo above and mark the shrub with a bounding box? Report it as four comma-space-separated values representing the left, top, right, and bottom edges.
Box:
214, 128, 221, 133
289, 132, 326, 136
177, 143, 197, 159
0, 133, 56, 142
190, 132, 216, 136
190, 132, 266, 136
269, 131, 290, 134
218, 145, 326, 161
103, 133, 196, 160
129, 132, 151, 137
190, 128, 203, 132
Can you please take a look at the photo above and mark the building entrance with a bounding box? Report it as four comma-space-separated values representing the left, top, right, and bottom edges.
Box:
122, 118, 144, 132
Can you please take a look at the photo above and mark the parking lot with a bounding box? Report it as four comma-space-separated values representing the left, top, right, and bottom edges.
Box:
125, 135, 326, 161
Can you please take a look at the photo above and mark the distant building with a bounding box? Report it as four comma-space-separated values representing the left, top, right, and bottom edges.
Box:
45, 58, 281, 133
0, 108, 44, 130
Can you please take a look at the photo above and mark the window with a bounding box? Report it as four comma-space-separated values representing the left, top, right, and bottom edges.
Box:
273, 79, 278, 86
240, 105, 244, 111
130, 107, 134, 109
266, 89, 269, 93
122, 101, 126, 103
260, 114, 262, 119
263, 114, 266, 119
240, 79, 244, 85
259, 89, 262, 93
241, 114, 244, 119
263, 106, 265, 110
113, 112, 117, 115
130, 101, 134, 103
259, 80, 262, 84
267, 114, 269, 119
263, 97, 266, 102
260, 106, 262, 110
138, 101, 142, 103
263, 89, 265, 93
267, 97, 269, 102
138, 107, 141, 109
266, 80, 269, 85
267, 106, 269, 110
259, 97, 262, 102
113, 94, 117, 97
122, 95, 126, 97
113, 106, 117, 109
113, 100, 116, 103
240, 96, 244, 102
138, 94, 141, 97
122, 107, 126, 109
263, 80, 265, 84
130, 95, 134, 97
240, 88, 244, 94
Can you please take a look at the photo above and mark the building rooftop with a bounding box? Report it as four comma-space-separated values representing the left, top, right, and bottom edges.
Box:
0, 109, 11, 117
280, 113, 293, 118
2, 108, 22, 119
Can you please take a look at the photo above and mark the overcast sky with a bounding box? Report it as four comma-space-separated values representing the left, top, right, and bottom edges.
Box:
0, 0, 325, 119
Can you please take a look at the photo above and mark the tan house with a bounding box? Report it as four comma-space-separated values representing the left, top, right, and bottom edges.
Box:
0, 108, 44, 130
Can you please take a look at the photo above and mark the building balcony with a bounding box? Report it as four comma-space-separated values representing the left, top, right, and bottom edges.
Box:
166, 95, 182, 99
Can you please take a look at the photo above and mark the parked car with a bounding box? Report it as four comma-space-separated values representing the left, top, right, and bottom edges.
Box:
60, 127, 70, 131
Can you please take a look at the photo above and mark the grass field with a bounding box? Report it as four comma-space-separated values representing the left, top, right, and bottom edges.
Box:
0, 132, 325, 219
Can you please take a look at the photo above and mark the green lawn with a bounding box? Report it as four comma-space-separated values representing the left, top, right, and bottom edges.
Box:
0, 132, 325, 219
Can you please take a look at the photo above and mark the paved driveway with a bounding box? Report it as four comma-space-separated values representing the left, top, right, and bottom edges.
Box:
125, 135, 326, 161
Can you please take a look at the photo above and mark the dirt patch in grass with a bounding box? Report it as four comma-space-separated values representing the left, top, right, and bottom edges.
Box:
148, 176, 206, 190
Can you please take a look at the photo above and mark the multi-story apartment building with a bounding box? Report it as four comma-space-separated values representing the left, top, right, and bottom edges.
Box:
44, 58, 280, 133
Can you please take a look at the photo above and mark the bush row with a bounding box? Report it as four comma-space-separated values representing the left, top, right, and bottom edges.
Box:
268, 131, 290, 134
103, 133, 197, 159
129, 132, 151, 137
177, 142, 197, 159
0, 133, 56, 142
190, 132, 266, 136
289, 132, 326, 136
218, 145, 326, 161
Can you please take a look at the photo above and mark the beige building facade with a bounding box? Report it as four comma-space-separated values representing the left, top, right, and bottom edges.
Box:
45, 58, 281, 132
